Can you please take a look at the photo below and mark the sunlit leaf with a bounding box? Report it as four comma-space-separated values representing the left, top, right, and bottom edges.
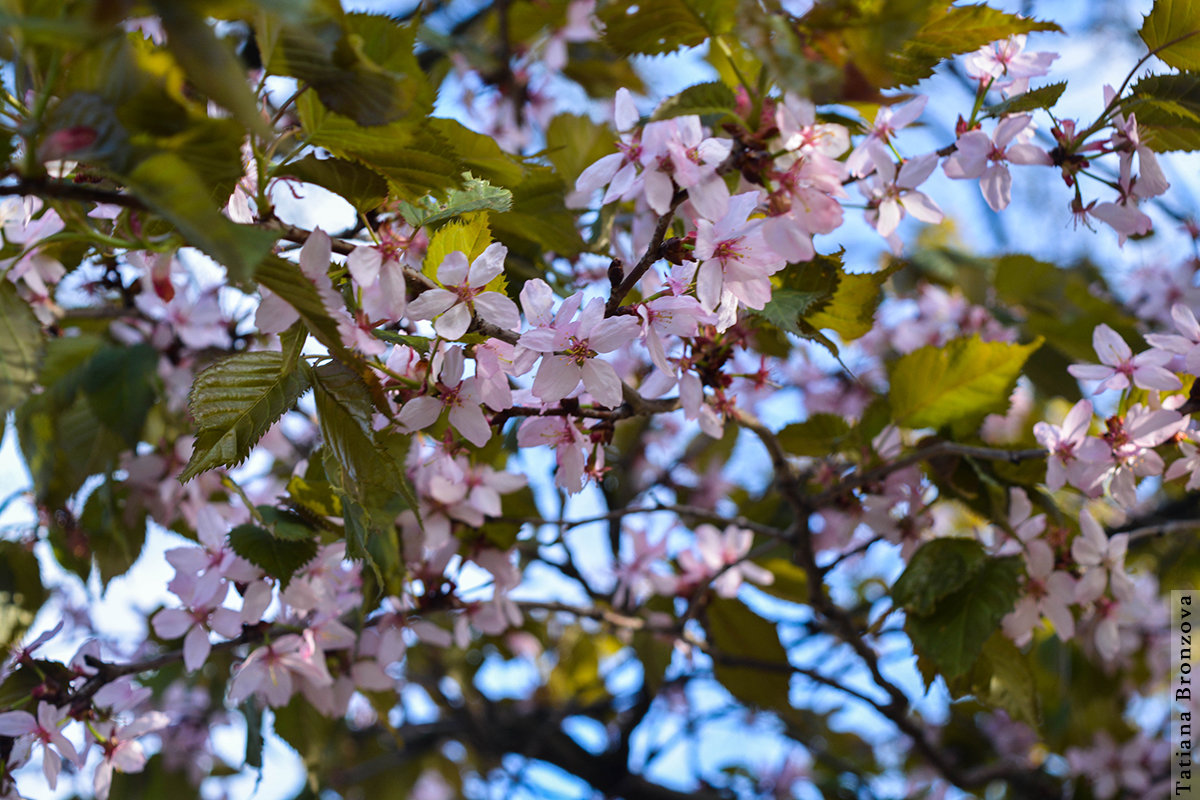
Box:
227, 523, 318, 588
1140, 0, 1200, 71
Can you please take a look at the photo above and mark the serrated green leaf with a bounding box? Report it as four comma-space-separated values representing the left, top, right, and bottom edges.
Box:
397, 173, 513, 228
892, 538, 989, 616
0, 281, 43, 417
269, 12, 425, 126
255, 254, 350, 360
228, 524, 318, 587
276, 154, 388, 213
179, 351, 311, 483
889, 5, 1061, 87
904, 555, 1021, 680
776, 414, 854, 457
81, 343, 158, 446
705, 597, 791, 709
888, 336, 1042, 430
1125, 73, 1200, 151
805, 263, 899, 341
545, 113, 614, 186
126, 152, 279, 283
256, 506, 318, 541
81, 480, 147, 588
652, 81, 738, 120
1141, 0, 1200, 71
598, 0, 727, 56
981, 82, 1067, 118
753, 289, 834, 335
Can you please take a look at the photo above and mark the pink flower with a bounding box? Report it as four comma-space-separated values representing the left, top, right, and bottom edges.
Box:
1165, 439, 1200, 490
692, 191, 786, 322
1104, 85, 1169, 200
675, 524, 773, 598
860, 151, 943, 254
1144, 303, 1200, 374
1033, 399, 1096, 491
407, 243, 519, 340
637, 294, 711, 375
638, 116, 732, 219
397, 345, 492, 446
347, 244, 408, 323
964, 35, 1058, 97
846, 95, 928, 178
151, 577, 244, 672
1067, 323, 1180, 393
0, 702, 80, 789
516, 415, 590, 493
573, 88, 644, 206
228, 632, 333, 707
91, 712, 170, 800
942, 114, 1051, 211
1072, 509, 1133, 605
519, 294, 640, 407
1002, 538, 1076, 646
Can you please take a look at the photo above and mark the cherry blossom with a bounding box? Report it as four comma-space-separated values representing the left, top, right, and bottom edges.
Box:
860, 151, 943, 253
516, 415, 590, 493
573, 87, 643, 206
347, 243, 408, 323
846, 94, 928, 178
638, 115, 732, 219
1104, 85, 1169, 200
407, 243, 519, 340
675, 524, 773, 597
964, 35, 1058, 96
397, 345, 492, 447
1144, 302, 1200, 374
1066, 323, 1180, 393
692, 191, 786, 320
1002, 537, 1076, 646
942, 114, 1051, 211
0, 701, 80, 789
256, 227, 343, 334
519, 293, 641, 407
91, 712, 170, 800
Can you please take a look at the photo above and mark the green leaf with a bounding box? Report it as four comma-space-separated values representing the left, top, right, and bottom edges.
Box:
151, 0, 271, 138
255, 254, 351, 360
705, 597, 791, 709
241, 701, 265, 770
1141, 0, 1200, 71
981, 82, 1067, 118
776, 414, 854, 458
750, 557, 810, 605
904, 555, 1021, 680
598, 0, 731, 56
256, 506, 319, 542
0, 541, 47, 652
276, 154, 388, 213
80, 480, 147, 588
228, 524, 318, 588
396, 173, 513, 228
1125, 73, 1200, 151
268, 11, 426, 126
892, 538, 989, 616
948, 632, 1039, 726
753, 289, 835, 336
80, 343, 159, 446
805, 263, 900, 342
491, 168, 587, 259
179, 351, 311, 483
0, 281, 43, 417
125, 152, 279, 283
652, 81, 738, 121
889, 5, 1062, 87
888, 336, 1042, 430
544, 113, 615, 186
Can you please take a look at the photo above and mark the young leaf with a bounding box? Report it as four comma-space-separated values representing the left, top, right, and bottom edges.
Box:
948, 632, 1039, 726
776, 414, 854, 457
227, 523, 318, 588
179, 352, 311, 483
1140, 0, 1200, 71
1125, 73, 1200, 151
0, 281, 44, 418
888, 336, 1043, 429
396, 173, 513, 228
125, 152, 280, 284
804, 262, 900, 342
598, 0, 728, 56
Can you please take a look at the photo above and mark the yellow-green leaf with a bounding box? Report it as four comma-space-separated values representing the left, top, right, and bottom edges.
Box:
1141, 0, 1200, 71
888, 336, 1042, 429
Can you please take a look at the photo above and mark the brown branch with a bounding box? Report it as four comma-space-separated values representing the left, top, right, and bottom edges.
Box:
0, 177, 145, 209
605, 191, 685, 316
